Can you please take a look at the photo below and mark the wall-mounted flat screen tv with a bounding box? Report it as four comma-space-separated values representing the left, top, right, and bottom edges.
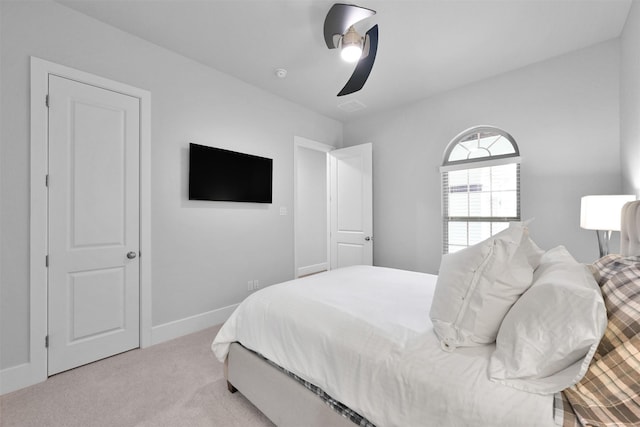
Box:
189, 143, 273, 203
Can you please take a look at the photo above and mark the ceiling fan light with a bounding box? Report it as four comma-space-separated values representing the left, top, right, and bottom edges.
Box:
341, 44, 362, 62
340, 26, 363, 62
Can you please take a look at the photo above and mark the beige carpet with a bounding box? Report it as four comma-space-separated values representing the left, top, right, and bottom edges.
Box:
0, 326, 275, 427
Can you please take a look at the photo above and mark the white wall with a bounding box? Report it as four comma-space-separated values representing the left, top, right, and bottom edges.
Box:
621, 0, 640, 197
344, 41, 621, 273
0, 0, 342, 375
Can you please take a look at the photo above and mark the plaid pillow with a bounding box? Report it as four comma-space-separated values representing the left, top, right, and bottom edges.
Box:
588, 254, 639, 287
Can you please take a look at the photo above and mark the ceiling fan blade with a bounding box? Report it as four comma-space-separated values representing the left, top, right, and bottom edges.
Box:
338, 24, 378, 96
323, 3, 376, 49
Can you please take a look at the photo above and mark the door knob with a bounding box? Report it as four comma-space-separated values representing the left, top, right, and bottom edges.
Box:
126, 251, 137, 259
364, 236, 372, 241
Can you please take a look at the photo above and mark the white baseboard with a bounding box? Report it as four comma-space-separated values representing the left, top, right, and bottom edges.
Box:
297, 262, 328, 278
150, 304, 238, 346
0, 362, 44, 396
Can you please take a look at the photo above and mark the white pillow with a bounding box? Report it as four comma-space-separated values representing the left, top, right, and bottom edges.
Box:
489, 246, 607, 394
531, 243, 577, 282
430, 223, 542, 351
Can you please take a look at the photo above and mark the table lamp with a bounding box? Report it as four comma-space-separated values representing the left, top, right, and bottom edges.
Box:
580, 195, 636, 257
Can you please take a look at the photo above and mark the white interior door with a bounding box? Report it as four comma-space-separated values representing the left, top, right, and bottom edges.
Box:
329, 143, 373, 269
47, 75, 140, 375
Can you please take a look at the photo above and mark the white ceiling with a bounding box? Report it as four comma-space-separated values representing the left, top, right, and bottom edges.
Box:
57, 0, 632, 123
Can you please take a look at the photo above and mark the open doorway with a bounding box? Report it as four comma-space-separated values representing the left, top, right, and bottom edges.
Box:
294, 137, 332, 278
294, 137, 373, 278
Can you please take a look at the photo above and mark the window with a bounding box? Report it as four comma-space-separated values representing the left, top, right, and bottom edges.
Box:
441, 126, 521, 253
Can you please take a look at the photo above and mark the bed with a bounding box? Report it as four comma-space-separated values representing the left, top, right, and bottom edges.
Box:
212, 201, 640, 427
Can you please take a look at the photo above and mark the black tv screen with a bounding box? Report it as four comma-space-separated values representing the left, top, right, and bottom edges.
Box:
189, 143, 273, 203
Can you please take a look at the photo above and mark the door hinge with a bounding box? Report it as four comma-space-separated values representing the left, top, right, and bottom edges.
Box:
45, 174, 49, 187
45, 335, 49, 348
45, 255, 49, 267
45, 94, 50, 108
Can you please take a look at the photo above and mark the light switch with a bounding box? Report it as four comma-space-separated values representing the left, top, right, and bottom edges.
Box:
279, 207, 287, 216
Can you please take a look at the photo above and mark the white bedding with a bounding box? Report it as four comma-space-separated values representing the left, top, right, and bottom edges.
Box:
212, 265, 556, 427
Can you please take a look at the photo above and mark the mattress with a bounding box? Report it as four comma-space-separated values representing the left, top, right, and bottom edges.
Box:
212, 265, 556, 427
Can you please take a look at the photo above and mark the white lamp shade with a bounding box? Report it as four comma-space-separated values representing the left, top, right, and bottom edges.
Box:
580, 195, 636, 231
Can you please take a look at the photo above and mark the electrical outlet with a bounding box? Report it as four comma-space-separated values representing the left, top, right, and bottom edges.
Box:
255, 280, 260, 289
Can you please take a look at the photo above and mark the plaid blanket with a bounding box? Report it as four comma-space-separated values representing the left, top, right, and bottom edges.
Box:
557, 255, 640, 427
556, 392, 579, 427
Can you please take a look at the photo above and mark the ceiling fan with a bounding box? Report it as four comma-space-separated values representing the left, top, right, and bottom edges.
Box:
323, 3, 379, 97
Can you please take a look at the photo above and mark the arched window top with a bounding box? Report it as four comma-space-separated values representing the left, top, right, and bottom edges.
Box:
442, 126, 519, 166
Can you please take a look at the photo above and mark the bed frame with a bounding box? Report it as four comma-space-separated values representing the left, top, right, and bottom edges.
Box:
225, 342, 356, 427
225, 200, 640, 427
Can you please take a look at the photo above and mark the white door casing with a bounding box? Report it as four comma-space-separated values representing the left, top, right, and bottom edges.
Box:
329, 143, 373, 269
47, 75, 141, 375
